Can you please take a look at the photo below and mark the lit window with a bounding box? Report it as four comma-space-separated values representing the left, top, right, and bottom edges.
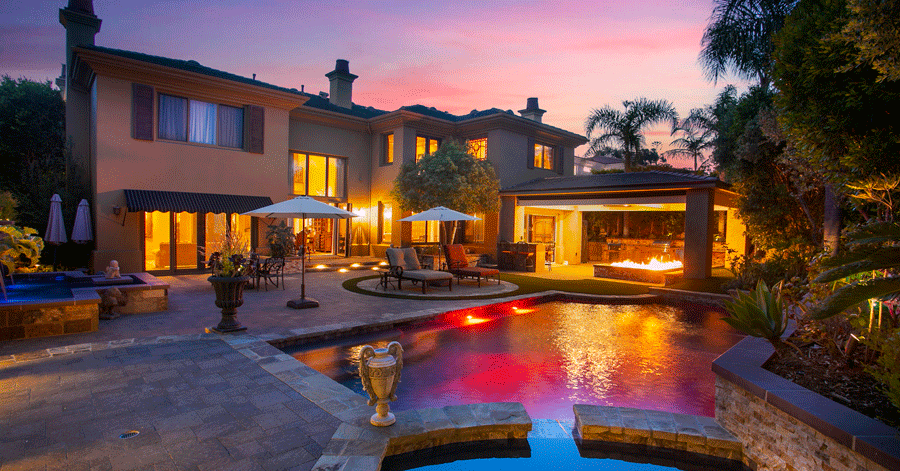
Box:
158, 94, 243, 148
379, 202, 392, 243
416, 136, 441, 162
383, 133, 394, 164
464, 213, 485, 243
291, 152, 346, 198
411, 220, 439, 243
534, 144, 554, 170
467, 138, 487, 160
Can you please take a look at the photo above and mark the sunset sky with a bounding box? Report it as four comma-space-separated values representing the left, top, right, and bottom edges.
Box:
1, 0, 750, 165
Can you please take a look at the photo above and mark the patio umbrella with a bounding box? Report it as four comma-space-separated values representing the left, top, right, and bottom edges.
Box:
71, 199, 93, 244
399, 207, 479, 269
45, 194, 67, 268
243, 196, 356, 309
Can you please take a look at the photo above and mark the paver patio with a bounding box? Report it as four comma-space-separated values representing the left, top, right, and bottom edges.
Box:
1, 265, 598, 470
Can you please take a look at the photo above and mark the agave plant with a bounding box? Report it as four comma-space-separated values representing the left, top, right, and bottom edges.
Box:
722, 280, 791, 354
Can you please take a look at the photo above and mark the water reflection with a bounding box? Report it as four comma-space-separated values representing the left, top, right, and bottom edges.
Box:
287, 302, 744, 418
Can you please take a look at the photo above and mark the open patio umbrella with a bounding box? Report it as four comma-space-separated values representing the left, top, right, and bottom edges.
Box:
399, 207, 479, 269
71, 199, 93, 244
243, 196, 356, 309
45, 194, 67, 268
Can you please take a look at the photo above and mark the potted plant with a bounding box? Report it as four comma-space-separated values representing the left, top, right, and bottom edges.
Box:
206, 231, 253, 333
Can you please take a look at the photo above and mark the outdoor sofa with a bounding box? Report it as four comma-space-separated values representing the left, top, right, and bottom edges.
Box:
385, 247, 453, 294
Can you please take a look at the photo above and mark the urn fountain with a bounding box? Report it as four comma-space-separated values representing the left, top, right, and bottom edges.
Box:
359, 341, 404, 426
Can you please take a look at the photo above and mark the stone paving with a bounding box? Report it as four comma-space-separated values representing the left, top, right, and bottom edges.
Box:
0, 337, 340, 471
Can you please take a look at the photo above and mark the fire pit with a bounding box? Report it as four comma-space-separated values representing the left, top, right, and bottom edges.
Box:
593, 258, 683, 284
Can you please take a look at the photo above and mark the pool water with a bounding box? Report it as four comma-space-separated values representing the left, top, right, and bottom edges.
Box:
0, 276, 72, 302
286, 301, 744, 419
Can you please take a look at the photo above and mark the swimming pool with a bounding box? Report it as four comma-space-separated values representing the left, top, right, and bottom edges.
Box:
285, 300, 744, 419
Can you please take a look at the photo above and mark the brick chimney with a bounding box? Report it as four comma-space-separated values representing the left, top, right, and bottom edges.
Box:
325, 59, 357, 109
519, 97, 545, 123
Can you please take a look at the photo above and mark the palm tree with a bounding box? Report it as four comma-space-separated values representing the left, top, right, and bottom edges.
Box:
700, 0, 797, 89
667, 116, 716, 171
584, 98, 677, 172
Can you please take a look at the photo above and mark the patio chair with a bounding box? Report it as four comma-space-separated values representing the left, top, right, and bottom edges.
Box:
385, 247, 452, 294
443, 244, 500, 287
256, 256, 285, 291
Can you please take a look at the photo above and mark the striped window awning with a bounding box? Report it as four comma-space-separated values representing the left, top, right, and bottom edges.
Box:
123, 189, 274, 214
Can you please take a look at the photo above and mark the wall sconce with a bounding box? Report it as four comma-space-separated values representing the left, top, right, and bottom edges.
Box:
112, 206, 121, 215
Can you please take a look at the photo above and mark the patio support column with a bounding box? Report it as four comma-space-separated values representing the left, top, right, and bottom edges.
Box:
684, 188, 715, 279
499, 196, 516, 243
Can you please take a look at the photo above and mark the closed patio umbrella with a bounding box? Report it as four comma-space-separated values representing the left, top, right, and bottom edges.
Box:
399, 206, 479, 269
45, 194, 67, 268
243, 196, 356, 309
71, 199, 93, 244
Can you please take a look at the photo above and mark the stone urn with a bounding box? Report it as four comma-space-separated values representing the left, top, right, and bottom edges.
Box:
359, 341, 404, 426
208, 276, 250, 333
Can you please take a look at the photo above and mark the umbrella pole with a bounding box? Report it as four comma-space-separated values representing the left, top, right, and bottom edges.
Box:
288, 216, 318, 309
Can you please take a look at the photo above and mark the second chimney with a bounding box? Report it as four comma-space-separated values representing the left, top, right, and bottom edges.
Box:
325, 59, 357, 109
519, 97, 546, 123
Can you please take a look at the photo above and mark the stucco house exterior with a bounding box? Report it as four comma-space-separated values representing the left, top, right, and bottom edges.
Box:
58, 0, 744, 279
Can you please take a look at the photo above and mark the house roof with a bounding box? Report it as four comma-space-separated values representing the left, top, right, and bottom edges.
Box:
589, 155, 625, 165
299, 92, 388, 119
501, 171, 726, 195
78, 45, 584, 140
79, 45, 305, 97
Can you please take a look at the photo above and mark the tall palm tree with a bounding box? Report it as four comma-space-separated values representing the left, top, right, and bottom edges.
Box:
584, 98, 677, 172
700, 0, 797, 89
667, 116, 716, 171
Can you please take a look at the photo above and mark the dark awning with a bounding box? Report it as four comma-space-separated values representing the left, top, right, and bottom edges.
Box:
123, 189, 274, 214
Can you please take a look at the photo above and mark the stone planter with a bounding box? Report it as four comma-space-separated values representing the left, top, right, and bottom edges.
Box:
713, 334, 900, 471
208, 276, 249, 334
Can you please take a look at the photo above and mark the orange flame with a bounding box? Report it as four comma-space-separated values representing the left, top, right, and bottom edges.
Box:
610, 258, 683, 271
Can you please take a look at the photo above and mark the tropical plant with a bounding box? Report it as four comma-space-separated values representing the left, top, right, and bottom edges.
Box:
584, 98, 678, 172
0, 225, 44, 272
869, 330, 900, 410
699, 0, 797, 88
722, 280, 793, 354
391, 139, 500, 243
206, 231, 252, 277
806, 222, 900, 321
666, 118, 716, 171
265, 221, 294, 257
0, 191, 16, 221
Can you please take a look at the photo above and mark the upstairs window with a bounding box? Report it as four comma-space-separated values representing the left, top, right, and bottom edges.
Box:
158, 94, 244, 149
534, 144, 555, 170
466, 138, 487, 160
416, 136, 441, 162
292, 152, 347, 198
383, 133, 394, 164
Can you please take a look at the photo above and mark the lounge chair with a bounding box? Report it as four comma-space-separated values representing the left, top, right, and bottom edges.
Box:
385, 247, 452, 294
443, 244, 500, 287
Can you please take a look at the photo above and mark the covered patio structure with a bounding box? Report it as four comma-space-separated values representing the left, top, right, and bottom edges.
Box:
498, 171, 746, 280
